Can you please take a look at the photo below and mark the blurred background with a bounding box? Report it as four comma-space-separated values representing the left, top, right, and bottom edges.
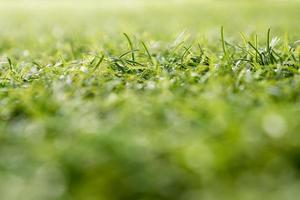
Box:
1, 1, 300, 200
1, 0, 300, 39
1, 0, 300, 61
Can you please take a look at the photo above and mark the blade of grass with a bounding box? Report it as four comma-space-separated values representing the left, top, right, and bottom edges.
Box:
141, 41, 153, 64
94, 55, 105, 69
255, 34, 259, 63
7, 57, 13, 71
248, 41, 264, 65
123, 33, 135, 62
221, 26, 228, 61
267, 28, 271, 55
32, 61, 43, 69
197, 43, 204, 56
119, 50, 139, 59
181, 46, 192, 63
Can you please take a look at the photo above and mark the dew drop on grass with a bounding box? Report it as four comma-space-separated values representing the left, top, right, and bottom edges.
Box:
80, 66, 88, 73
22, 50, 30, 57
107, 93, 118, 104
146, 81, 156, 90
191, 72, 198, 77
136, 83, 143, 90
66, 75, 72, 85
262, 113, 287, 138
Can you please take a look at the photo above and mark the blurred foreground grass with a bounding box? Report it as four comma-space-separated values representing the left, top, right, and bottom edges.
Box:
0, 0, 300, 200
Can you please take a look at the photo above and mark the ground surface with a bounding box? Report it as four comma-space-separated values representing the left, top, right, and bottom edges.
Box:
0, 0, 300, 199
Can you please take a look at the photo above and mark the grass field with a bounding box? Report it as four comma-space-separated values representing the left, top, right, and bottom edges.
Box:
1, 0, 300, 199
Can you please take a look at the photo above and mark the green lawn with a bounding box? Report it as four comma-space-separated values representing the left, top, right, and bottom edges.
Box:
0, 0, 300, 199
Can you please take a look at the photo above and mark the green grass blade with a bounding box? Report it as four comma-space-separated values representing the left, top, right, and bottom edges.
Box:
123, 33, 135, 62
221, 26, 228, 61
141, 41, 153, 64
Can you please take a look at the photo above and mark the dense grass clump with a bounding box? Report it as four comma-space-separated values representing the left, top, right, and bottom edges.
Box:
0, 0, 300, 200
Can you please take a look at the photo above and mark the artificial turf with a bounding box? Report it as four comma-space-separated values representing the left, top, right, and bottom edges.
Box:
0, 0, 300, 199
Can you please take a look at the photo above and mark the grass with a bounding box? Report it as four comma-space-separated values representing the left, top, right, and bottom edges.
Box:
1, 0, 300, 200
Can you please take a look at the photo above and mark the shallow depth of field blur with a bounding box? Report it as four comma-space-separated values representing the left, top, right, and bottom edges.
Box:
1, 0, 300, 200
